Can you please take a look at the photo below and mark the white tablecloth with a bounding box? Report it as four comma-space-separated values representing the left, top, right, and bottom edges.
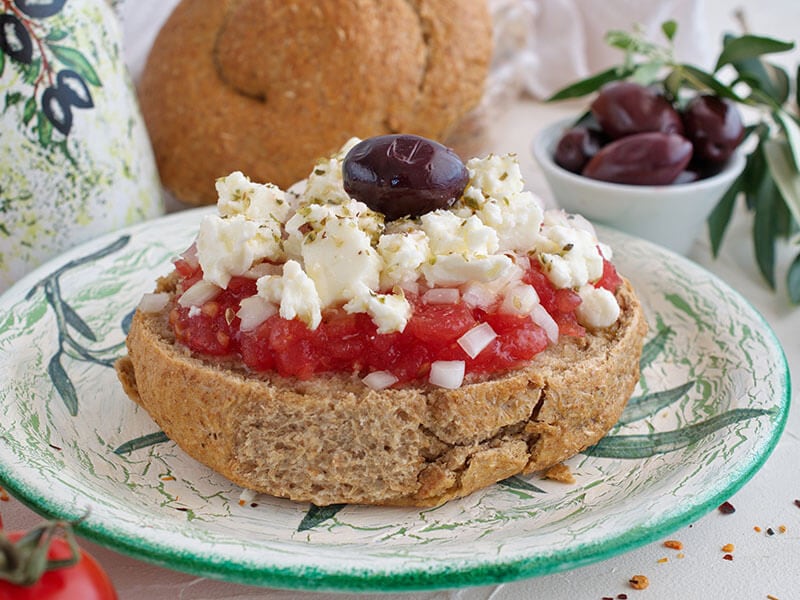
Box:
3, 1, 800, 598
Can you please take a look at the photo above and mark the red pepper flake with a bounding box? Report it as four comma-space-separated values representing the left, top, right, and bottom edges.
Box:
628, 575, 649, 590
160, 475, 175, 481
617, 595, 629, 600
766, 527, 775, 536
722, 554, 734, 561
754, 526, 762, 533
718, 501, 736, 514
767, 595, 780, 600
0, 487, 9, 502
794, 499, 800, 509
663, 539, 683, 550
49, 443, 62, 451
175, 507, 189, 512
778, 525, 787, 534
721, 543, 735, 553
602, 597, 614, 600
657, 557, 668, 564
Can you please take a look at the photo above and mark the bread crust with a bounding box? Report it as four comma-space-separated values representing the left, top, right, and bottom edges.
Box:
116, 276, 647, 507
138, 0, 492, 206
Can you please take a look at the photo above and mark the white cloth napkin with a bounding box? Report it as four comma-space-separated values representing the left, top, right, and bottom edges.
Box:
489, 0, 713, 100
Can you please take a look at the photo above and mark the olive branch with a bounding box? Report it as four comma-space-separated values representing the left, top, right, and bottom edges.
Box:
548, 20, 800, 304
1, 0, 102, 151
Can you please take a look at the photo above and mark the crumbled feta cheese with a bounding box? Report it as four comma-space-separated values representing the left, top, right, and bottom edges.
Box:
377, 231, 429, 288
535, 211, 604, 289
215, 171, 291, 223
256, 260, 321, 329
576, 285, 620, 328
299, 208, 383, 307
421, 211, 499, 257
344, 285, 411, 333
423, 253, 513, 287
196, 214, 282, 288
302, 137, 359, 205
461, 154, 525, 207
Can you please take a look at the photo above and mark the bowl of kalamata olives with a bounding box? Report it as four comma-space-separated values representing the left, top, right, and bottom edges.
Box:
532, 81, 747, 255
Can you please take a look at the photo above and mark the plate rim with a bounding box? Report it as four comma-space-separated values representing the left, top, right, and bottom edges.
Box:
0, 211, 791, 592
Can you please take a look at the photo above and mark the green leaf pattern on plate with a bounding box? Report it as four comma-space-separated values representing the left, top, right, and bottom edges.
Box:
0, 211, 789, 591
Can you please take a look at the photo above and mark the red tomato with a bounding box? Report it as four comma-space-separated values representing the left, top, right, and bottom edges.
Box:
0, 529, 117, 600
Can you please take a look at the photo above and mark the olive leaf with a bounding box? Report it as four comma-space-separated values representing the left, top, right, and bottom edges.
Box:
113, 431, 170, 455
47, 44, 101, 87
498, 476, 547, 494
298, 504, 346, 532
714, 35, 795, 72
617, 381, 695, 426
788, 254, 800, 304
48, 354, 78, 416
708, 174, 743, 256
547, 66, 633, 101
763, 138, 800, 227
584, 408, 775, 459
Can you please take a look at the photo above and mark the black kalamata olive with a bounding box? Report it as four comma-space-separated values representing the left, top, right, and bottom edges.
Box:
343, 134, 469, 220
682, 95, 745, 164
14, 0, 67, 18
42, 86, 73, 135
553, 126, 605, 173
57, 69, 93, 108
591, 81, 684, 139
582, 132, 693, 185
0, 14, 33, 64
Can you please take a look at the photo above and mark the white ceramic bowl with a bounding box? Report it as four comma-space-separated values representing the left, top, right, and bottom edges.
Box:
532, 117, 746, 255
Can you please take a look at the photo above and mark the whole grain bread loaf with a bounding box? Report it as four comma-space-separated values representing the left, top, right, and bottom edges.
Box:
138, 0, 492, 206
115, 273, 647, 507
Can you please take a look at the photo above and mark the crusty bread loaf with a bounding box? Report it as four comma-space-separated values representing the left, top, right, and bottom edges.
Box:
138, 0, 492, 206
115, 273, 647, 507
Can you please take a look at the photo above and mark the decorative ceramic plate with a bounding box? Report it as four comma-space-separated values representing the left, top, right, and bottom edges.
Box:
0, 209, 789, 592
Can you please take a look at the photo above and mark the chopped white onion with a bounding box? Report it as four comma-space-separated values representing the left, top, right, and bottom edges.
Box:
238, 487, 257, 506
362, 370, 399, 390
460, 282, 495, 309
429, 360, 465, 389
422, 288, 460, 304
457, 323, 497, 359
243, 262, 282, 279
500, 284, 539, 316
236, 295, 277, 331
531, 304, 559, 343
513, 253, 531, 272
178, 280, 221, 307
400, 281, 420, 296
174, 243, 199, 268
137, 292, 170, 313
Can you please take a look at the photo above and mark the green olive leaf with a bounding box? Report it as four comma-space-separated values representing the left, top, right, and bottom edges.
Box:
22, 96, 36, 125
546, 66, 633, 101
763, 138, 800, 228
113, 431, 170, 454
773, 110, 800, 172
47, 44, 102, 87
631, 61, 664, 86
788, 252, 800, 304
678, 64, 745, 102
661, 20, 678, 42
707, 174, 743, 257
752, 174, 779, 289
714, 34, 795, 72
36, 110, 53, 147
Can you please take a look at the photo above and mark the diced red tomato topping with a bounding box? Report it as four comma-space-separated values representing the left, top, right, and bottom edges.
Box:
169, 258, 619, 384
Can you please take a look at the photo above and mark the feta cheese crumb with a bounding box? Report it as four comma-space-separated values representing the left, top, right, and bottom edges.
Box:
576, 285, 620, 329
196, 214, 282, 288
344, 285, 411, 333
257, 260, 322, 329
215, 171, 291, 223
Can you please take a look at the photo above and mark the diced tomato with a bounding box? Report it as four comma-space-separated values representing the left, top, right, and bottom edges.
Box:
596, 258, 623, 292
170, 258, 603, 384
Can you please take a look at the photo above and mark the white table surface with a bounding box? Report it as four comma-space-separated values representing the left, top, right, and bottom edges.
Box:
3, 1, 800, 599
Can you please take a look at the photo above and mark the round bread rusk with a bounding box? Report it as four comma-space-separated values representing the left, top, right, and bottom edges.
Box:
115, 273, 647, 507
138, 0, 492, 206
